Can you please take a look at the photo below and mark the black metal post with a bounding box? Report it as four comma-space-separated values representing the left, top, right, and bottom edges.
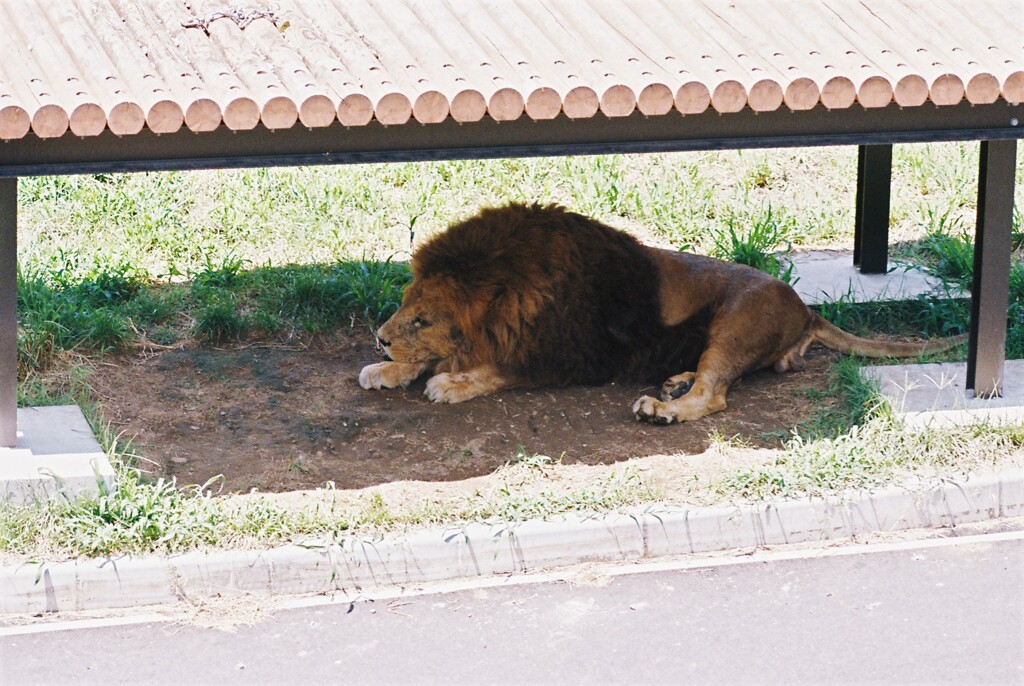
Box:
966, 139, 1016, 398
853, 144, 893, 273
0, 177, 16, 447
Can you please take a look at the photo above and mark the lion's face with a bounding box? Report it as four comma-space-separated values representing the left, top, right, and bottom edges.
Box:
376, 278, 464, 365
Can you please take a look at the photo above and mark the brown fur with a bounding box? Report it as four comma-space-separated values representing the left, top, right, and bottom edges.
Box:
359, 203, 964, 423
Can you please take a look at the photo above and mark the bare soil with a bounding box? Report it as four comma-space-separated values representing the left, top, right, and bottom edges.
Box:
90, 333, 840, 494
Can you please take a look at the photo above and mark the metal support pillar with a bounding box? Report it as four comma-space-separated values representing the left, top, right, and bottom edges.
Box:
1, 177, 16, 447
967, 140, 1016, 398
853, 144, 893, 274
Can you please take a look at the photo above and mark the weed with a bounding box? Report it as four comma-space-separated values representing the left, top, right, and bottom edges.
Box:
814, 287, 969, 340
708, 206, 798, 285
337, 259, 412, 326
0, 443, 656, 558
122, 286, 184, 330
914, 228, 974, 284
16, 351, 94, 407
507, 448, 556, 470
360, 491, 392, 527
286, 456, 311, 475
261, 266, 348, 334
191, 252, 249, 290
82, 308, 133, 352
18, 252, 411, 366
907, 217, 1024, 355
794, 356, 892, 441
194, 295, 247, 343
747, 159, 774, 189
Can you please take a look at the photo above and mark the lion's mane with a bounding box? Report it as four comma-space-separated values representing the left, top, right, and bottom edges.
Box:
411, 203, 711, 386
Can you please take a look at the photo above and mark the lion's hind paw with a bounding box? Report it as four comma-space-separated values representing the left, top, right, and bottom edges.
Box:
631, 395, 677, 425
660, 372, 697, 402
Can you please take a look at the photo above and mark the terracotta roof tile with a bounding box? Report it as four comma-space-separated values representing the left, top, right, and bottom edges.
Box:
0, 0, 1020, 140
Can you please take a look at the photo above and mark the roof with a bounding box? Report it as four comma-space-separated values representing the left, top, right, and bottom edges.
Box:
0, 0, 1021, 142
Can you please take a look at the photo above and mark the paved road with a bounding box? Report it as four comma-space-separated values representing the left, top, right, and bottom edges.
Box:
3, 532, 1023, 685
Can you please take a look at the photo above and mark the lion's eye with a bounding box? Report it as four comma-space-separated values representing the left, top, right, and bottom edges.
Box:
413, 317, 431, 329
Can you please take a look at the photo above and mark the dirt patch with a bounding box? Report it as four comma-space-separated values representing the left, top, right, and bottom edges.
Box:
89, 333, 840, 494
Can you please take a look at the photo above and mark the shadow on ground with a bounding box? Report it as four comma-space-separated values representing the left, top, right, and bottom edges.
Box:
90, 333, 838, 493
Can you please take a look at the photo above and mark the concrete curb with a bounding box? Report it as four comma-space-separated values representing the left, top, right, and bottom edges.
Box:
3, 469, 1024, 614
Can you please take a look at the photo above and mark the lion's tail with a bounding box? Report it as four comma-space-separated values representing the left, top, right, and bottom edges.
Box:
810, 313, 967, 358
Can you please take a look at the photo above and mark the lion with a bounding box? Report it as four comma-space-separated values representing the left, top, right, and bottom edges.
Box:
359, 203, 963, 424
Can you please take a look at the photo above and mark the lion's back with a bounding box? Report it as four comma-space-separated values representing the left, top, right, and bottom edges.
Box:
414, 203, 697, 385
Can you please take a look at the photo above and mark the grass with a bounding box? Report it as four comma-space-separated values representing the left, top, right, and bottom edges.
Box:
4, 141, 1024, 560
15, 257, 411, 384
22, 143, 1021, 279
16, 260, 146, 385
897, 205, 1024, 357
14, 144, 1021, 369
186, 258, 412, 340
780, 355, 891, 442
4, 400, 1022, 559
712, 416, 1024, 502
1, 431, 657, 559
709, 205, 798, 285
814, 288, 971, 340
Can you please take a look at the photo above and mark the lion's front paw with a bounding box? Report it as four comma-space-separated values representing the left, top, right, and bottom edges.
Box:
632, 395, 678, 425
424, 372, 476, 404
359, 363, 389, 390
358, 362, 426, 390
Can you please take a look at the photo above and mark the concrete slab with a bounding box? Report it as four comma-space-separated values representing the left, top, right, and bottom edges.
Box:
16, 405, 108, 455
789, 251, 959, 305
793, 251, 1024, 429
0, 405, 114, 504
862, 361, 1024, 429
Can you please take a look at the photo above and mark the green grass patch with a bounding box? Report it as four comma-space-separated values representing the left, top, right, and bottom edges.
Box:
0, 442, 656, 559
708, 205, 798, 285
783, 356, 891, 443
24, 144, 1013, 278
902, 217, 1024, 357
0, 469, 349, 559
16, 260, 147, 381
714, 417, 1024, 502
16, 258, 411, 390
814, 291, 971, 340
184, 259, 411, 341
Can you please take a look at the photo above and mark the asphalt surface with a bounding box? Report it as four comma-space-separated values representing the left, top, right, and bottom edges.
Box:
3, 532, 1023, 685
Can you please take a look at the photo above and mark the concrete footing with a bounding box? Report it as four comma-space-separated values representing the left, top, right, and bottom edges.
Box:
862, 360, 1024, 428
789, 252, 959, 305
789, 251, 1024, 429
0, 405, 114, 504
